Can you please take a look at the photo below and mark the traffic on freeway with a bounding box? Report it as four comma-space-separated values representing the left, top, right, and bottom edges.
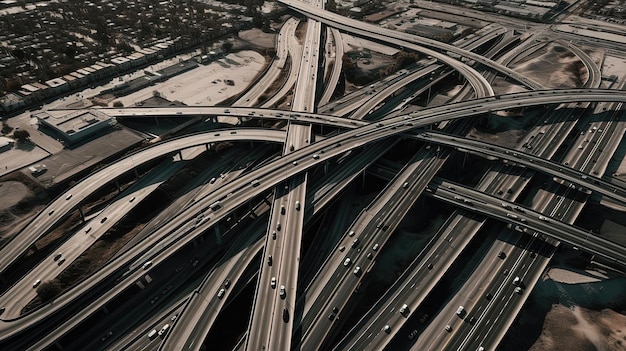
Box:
1, 4, 626, 351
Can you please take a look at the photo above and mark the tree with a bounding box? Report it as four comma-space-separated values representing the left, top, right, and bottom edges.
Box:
342, 53, 357, 72
36, 280, 62, 302
13, 129, 30, 142
394, 51, 419, 69
1, 121, 11, 134
326, 0, 337, 12
5, 77, 22, 92
11, 48, 25, 60
112, 101, 124, 107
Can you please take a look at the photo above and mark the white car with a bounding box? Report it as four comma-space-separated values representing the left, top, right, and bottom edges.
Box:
457, 306, 465, 316
158, 324, 170, 337
271, 277, 276, 289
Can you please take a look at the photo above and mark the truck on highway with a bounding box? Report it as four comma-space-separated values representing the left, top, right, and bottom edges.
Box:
209, 201, 222, 211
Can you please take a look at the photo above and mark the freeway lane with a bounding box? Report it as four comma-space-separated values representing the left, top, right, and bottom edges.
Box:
319, 27, 343, 105
408, 131, 626, 204
0, 129, 287, 277
166, 143, 392, 351
237, 18, 300, 107
0, 166, 176, 319
162, 233, 264, 351
328, 24, 507, 120
4, 89, 626, 346
99, 89, 625, 133
262, 19, 304, 109
299, 148, 446, 350
279, 0, 542, 91
254, 15, 322, 351
7, 90, 626, 284
431, 185, 626, 266
334, 210, 486, 351
413, 90, 599, 350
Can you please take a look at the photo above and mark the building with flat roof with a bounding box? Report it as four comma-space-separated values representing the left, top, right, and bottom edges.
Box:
0, 136, 15, 153
35, 109, 113, 144
0, 93, 25, 112
45, 77, 69, 94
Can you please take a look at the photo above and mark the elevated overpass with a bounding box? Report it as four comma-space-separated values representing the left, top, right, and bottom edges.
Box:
4, 89, 626, 347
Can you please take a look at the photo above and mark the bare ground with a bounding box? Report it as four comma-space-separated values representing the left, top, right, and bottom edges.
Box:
511, 42, 587, 89
238, 28, 276, 49
0, 181, 31, 211
501, 250, 626, 351
469, 42, 586, 146
529, 305, 626, 351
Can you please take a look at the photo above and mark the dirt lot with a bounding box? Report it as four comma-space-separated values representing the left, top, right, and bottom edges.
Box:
0, 181, 31, 211
528, 304, 626, 351
0, 172, 46, 243
501, 249, 626, 351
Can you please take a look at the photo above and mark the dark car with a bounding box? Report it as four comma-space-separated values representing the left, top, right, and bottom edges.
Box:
283, 308, 289, 322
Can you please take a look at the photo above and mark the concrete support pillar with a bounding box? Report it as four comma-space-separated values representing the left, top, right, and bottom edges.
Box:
215, 225, 223, 245
54, 341, 64, 350
102, 305, 109, 314
178, 150, 183, 160
78, 207, 85, 222
115, 179, 121, 192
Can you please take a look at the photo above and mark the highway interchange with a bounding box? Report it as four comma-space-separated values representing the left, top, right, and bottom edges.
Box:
1, 1, 626, 351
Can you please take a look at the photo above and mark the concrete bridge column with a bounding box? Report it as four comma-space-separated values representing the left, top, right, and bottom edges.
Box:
78, 207, 85, 222
215, 225, 223, 245
54, 341, 64, 350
